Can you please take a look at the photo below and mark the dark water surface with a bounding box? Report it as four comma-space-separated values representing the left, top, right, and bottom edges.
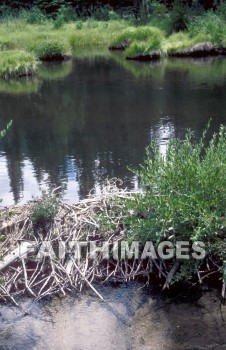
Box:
0, 53, 226, 205
0, 284, 225, 350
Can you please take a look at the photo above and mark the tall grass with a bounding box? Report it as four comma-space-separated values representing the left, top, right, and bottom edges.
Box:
70, 20, 127, 47
0, 50, 38, 78
188, 12, 226, 45
0, 13, 224, 75
32, 38, 71, 61
110, 26, 163, 48
163, 32, 210, 55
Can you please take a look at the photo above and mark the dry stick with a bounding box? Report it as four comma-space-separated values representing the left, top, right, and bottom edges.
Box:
152, 259, 167, 279
163, 261, 180, 290
71, 257, 104, 301
5, 268, 22, 293
21, 258, 37, 297
0, 285, 19, 306
50, 258, 66, 297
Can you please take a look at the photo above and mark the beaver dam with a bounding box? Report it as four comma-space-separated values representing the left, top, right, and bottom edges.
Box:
0, 178, 225, 309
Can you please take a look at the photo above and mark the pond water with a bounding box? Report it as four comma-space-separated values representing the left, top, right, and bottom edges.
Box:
0, 52, 226, 205
0, 283, 226, 350
0, 51, 226, 350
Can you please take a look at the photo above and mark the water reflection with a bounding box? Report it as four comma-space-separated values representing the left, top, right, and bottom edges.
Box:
0, 54, 225, 205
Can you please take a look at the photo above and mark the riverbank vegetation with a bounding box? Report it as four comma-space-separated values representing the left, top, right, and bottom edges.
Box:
0, 50, 38, 78
0, 125, 225, 304
0, 1, 225, 77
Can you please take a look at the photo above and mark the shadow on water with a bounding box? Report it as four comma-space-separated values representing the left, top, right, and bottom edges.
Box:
0, 50, 225, 205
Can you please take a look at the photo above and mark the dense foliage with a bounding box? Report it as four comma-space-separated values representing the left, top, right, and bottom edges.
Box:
98, 124, 226, 282
0, 0, 224, 19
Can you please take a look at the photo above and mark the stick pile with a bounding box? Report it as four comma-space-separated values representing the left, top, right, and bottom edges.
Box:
0, 179, 222, 307
0, 180, 148, 305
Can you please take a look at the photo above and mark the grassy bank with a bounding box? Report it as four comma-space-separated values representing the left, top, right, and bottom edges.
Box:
0, 8, 225, 78
111, 12, 226, 59
0, 50, 38, 78
0, 19, 127, 77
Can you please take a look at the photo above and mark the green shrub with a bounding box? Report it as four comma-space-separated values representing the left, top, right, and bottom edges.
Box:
124, 124, 226, 250
108, 10, 120, 21
33, 38, 70, 60
53, 5, 77, 29
216, 2, 226, 21
57, 5, 77, 22
75, 21, 83, 30
110, 124, 226, 282
168, 0, 189, 33
31, 191, 60, 226
0, 50, 38, 79
53, 15, 65, 29
21, 7, 47, 25
93, 5, 113, 21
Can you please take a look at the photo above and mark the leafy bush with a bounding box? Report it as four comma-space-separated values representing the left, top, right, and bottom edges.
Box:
21, 7, 47, 25
0, 50, 38, 78
75, 21, 83, 30
53, 15, 65, 29
168, 0, 189, 33
93, 5, 113, 21
31, 191, 60, 226
124, 124, 226, 252
216, 2, 226, 21
108, 10, 120, 21
53, 5, 77, 29
57, 5, 77, 22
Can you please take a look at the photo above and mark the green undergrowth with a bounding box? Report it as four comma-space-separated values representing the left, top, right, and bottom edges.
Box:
0, 50, 38, 78
123, 27, 164, 57
31, 191, 61, 226
126, 124, 226, 243
32, 37, 71, 60
0, 14, 224, 79
163, 32, 209, 55
111, 26, 163, 48
188, 12, 226, 46
98, 124, 226, 282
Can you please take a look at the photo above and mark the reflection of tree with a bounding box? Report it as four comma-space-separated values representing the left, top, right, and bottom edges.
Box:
0, 56, 226, 203
4, 129, 25, 203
